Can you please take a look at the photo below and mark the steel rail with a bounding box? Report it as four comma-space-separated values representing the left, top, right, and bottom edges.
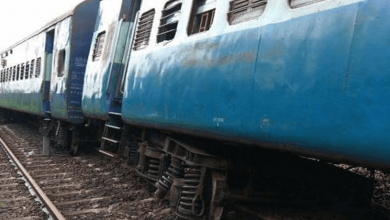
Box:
0, 137, 66, 220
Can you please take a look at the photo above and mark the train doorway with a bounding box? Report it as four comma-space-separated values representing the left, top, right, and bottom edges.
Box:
43, 29, 55, 112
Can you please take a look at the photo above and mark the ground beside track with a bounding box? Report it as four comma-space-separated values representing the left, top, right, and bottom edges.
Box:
1, 121, 390, 219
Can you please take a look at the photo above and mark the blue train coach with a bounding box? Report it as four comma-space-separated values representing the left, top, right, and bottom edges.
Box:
0, 0, 99, 124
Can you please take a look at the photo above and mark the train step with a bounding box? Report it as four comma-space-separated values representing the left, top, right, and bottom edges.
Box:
102, 137, 120, 144
105, 124, 122, 130
98, 150, 117, 158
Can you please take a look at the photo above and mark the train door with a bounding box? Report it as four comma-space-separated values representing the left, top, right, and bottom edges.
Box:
43, 29, 55, 112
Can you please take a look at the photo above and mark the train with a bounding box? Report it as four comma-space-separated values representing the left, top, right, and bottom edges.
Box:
0, 0, 389, 219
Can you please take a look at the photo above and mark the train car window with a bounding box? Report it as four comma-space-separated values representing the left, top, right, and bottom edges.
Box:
35, 58, 41, 78
289, 0, 325, 8
133, 9, 155, 50
92, 32, 105, 61
20, 63, 25, 80
188, 0, 216, 35
30, 60, 35, 78
57, 49, 66, 77
16, 65, 20, 81
157, 0, 182, 43
25, 62, 30, 79
12, 66, 15, 81
228, 0, 267, 25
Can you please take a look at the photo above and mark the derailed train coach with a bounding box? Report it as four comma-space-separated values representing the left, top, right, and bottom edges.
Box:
121, 0, 390, 172
0, 0, 389, 219
117, 0, 390, 219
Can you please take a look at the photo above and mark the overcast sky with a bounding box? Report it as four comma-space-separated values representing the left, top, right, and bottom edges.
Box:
0, 0, 86, 52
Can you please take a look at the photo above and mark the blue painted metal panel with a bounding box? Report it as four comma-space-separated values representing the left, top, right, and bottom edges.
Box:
0, 33, 47, 116
122, 0, 390, 167
50, 0, 100, 124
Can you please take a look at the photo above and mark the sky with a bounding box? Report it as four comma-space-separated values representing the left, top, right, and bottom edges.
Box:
0, 0, 86, 52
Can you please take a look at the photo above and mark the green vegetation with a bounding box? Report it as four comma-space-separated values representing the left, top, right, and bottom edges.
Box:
0, 203, 4, 207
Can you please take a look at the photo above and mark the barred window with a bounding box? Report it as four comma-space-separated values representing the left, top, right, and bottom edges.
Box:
0, 70, 3, 83
188, 0, 216, 35
157, 1, 182, 43
228, 0, 267, 25
35, 58, 41, 78
12, 66, 16, 81
289, 0, 325, 8
7, 67, 13, 82
20, 63, 25, 80
16, 65, 20, 81
92, 32, 105, 61
25, 62, 30, 79
133, 9, 155, 50
30, 60, 35, 78
8, 66, 11, 82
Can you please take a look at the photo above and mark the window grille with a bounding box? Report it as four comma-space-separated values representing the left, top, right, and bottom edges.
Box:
35, 58, 41, 78
20, 63, 25, 80
289, 0, 325, 8
228, 0, 267, 25
16, 65, 20, 81
92, 32, 105, 61
157, 1, 182, 43
0, 70, 3, 83
25, 62, 30, 79
12, 66, 16, 81
189, 0, 216, 35
133, 9, 155, 50
30, 60, 35, 78
9, 67, 12, 82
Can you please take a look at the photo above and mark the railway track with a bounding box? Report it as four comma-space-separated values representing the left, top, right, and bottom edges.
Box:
0, 137, 48, 219
1, 121, 390, 220
0, 124, 175, 220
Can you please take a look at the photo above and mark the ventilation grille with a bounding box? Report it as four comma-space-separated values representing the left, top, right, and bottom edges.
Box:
133, 9, 155, 50
228, 0, 267, 25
